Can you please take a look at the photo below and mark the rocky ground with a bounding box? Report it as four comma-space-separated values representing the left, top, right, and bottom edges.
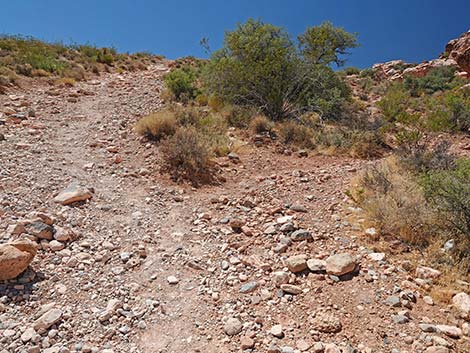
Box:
0, 62, 469, 353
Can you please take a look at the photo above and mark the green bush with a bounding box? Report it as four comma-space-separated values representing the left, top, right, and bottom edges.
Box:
164, 65, 199, 101
378, 83, 415, 122
421, 159, 470, 264
404, 66, 457, 96
203, 19, 355, 121
359, 68, 375, 79
423, 90, 470, 132
342, 67, 361, 76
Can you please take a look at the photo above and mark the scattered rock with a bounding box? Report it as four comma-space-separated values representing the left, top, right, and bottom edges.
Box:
325, 253, 357, 276
224, 318, 243, 336
307, 259, 326, 272
415, 266, 441, 280
0, 239, 37, 280
167, 276, 179, 285
33, 308, 63, 333
280, 284, 302, 295
53, 182, 93, 205
270, 324, 284, 338
311, 311, 342, 333
286, 255, 308, 273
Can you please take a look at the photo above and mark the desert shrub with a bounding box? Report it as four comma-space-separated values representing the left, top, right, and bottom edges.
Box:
277, 121, 315, 149
422, 160, 470, 230
0, 35, 155, 83
250, 115, 273, 134
424, 90, 470, 132
135, 110, 177, 141
360, 68, 375, 79
357, 76, 374, 94
207, 95, 225, 112
397, 139, 456, 174
160, 127, 214, 184
164, 65, 199, 102
378, 83, 416, 123
203, 19, 355, 121
136, 106, 231, 157
404, 66, 457, 96
313, 125, 387, 158
354, 142, 470, 272
195, 94, 208, 106
222, 105, 254, 128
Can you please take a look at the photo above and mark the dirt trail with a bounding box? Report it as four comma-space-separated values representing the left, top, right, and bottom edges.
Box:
0, 64, 469, 353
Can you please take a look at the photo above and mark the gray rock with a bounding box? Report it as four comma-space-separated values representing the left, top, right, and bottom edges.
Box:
290, 229, 312, 242
419, 323, 437, 332
392, 314, 409, 324
385, 296, 401, 307
239, 281, 259, 294
25, 221, 54, 240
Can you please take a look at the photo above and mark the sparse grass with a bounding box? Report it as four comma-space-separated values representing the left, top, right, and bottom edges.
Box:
352, 142, 470, 276
0, 35, 158, 85
54, 77, 76, 87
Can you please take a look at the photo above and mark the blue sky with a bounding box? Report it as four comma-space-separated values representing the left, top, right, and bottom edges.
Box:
1, 0, 469, 68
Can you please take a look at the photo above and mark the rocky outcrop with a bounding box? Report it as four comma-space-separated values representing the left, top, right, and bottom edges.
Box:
0, 239, 37, 280
444, 31, 470, 74
373, 58, 457, 81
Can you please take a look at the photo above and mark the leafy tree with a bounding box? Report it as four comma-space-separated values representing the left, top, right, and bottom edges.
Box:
298, 21, 358, 67
203, 19, 354, 121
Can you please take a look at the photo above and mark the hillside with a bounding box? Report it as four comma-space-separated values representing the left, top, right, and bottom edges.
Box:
0, 29, 469, 353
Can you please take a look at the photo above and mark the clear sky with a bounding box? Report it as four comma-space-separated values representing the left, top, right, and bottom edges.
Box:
1, 0, 469, 68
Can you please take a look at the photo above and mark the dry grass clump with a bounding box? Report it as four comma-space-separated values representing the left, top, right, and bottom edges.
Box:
352, 157, 435, 245
54, 77, 76, 87
160, 127, 215, 185
135, 109, 177, 141
277, 120, 315, 149
250, 115, 273, 134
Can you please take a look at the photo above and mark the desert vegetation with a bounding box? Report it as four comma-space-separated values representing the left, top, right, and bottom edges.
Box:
137, 19, 391, 183
0, 35, 161, 90
352, 140, 470, 276
136, 19, 470, 283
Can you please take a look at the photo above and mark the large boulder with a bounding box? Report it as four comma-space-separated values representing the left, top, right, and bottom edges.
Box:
444, 31, 470, 73
0, 239, 37, 280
